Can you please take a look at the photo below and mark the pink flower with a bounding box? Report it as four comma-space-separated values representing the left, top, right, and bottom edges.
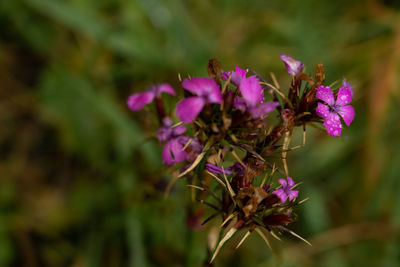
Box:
157, 118, 202, 165
280, 54, 304, 76
161, 137, 188, 165
127, 84, 175, 111
222, 65, 248, 87
176, 77, 222, 123
157, 117, 186, 142
273, 177, 299, 203
239, 75, 265, 107
315, 80, 355, 137
233, 75, 280, 119
223, 65, 268, 110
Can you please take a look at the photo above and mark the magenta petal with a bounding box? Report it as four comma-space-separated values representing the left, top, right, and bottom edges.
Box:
273, 189, 287, 203
156, 83, 176, 96
323, 113, 343, 137
222, 66, 248, 87
177, 136, 202, 153
249, 101, 280, 118
173, 125, 186, 136
278, 178, 287, 187
207, 87, 223, 104
336, 87, 353, 106
316, 102, 330, 119
235, 65, 248, 79
182, 78, 222, 104
230, 65, 248, 86
286, 177, 295, 188
316, 86, 335, 106
176, 96, 206, 123
162, 117, 173, 127
187, 138, 203, 153
239, 76, 263, 107
205, 163, 234, 175
233, 97, 247, 112
342, 79, 353, 91
287, 190, 299, 201
157, 127, 172, 142
127, 91, 156, 111
162, 139, 187, 165
182, 78, 203, 95
337, 105, 355, 126
280, 54, 304, 76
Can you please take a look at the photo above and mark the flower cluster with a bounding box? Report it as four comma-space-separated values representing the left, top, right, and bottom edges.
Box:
127, 54, 354, 262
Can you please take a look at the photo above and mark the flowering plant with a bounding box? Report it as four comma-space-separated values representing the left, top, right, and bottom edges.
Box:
127, 55, 354, 262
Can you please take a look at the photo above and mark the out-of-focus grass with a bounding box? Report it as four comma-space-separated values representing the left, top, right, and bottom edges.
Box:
0, 0, 400, 266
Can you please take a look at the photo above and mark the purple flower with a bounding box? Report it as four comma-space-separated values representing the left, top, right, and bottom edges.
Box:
176, 77, 222, 123
247, 101, 280, 119
224, 66, 278, 118
239, 75, 265, 107
127, 84, 175, 111
222, 65, 248, 87
280, 54, 304, 76
233, 97, 247, 112
162, 136, 188, 165
178, 136, 203, 162
161, 136, 202, 166
156, 117, 201, 165
273, 177, 299, 203
206, 163, 234, 175
232, 75, 280, 119
315, 80, 355, 137
157, 117, 186, 142
233, 95, 279, 119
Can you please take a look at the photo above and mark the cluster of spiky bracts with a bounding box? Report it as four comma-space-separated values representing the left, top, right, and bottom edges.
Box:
127, 55, 354, 262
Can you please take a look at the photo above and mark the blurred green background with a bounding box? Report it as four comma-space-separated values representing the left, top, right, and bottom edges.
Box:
1, 0, 400, 266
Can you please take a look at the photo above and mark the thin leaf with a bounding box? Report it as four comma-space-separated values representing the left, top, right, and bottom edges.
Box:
210, 228, 237, 263
280, 227, 312, 246
298, 197, 310, 205
222, 166, 236, 197
236, 230, 251, 249
220, 213, 237, 228
178, 152, 206, 178
206, 171, 227, 188
255, 228, 273, 252
186, 184, 205, 191
270, 230, 282, 242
